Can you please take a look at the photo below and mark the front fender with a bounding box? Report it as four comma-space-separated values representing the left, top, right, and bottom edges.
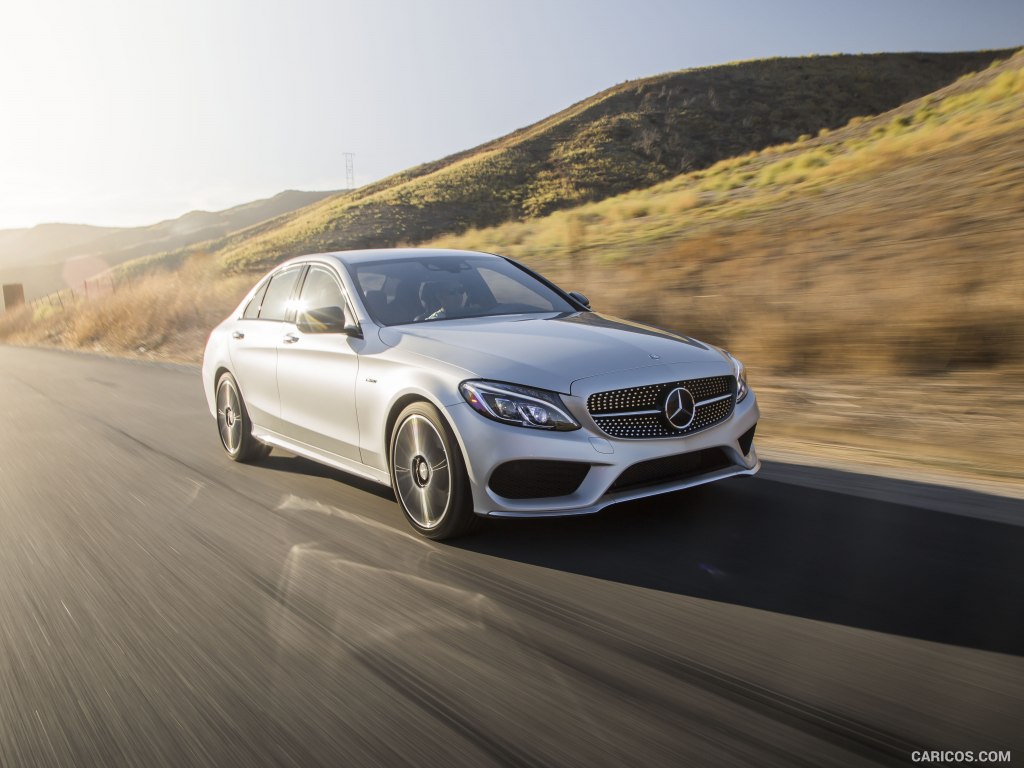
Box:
355, 354, 472, 473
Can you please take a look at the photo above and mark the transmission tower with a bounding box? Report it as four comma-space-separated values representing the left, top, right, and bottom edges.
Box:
344, 153, 355, 190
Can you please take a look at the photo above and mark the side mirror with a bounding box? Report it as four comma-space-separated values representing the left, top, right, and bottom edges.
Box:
297, 306, 363, 337
568, 291, 591, 309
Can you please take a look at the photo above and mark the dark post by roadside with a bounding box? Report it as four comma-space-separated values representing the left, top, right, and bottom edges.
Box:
2, 283, 25, 313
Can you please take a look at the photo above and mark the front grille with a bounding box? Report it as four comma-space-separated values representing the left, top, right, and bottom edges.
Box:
587, 375, 736, 439
608, 448, 733, 493
488, 460, 590, 499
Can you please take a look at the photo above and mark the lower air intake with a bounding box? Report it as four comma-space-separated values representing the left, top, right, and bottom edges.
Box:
608, 448, 733, 493
489, 460, 590, 499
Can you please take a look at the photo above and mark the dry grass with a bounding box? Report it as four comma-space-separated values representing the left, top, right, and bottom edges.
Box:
0, 256, 252, 363
754, 369, 1024, 495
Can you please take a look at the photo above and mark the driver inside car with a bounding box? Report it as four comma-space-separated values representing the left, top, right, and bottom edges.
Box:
418, 280, 467, 320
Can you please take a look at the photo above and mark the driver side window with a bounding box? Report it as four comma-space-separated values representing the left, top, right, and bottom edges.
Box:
297, 266, 349, 331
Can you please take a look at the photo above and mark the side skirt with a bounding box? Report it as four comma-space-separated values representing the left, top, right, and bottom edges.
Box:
253, 426, 391, 487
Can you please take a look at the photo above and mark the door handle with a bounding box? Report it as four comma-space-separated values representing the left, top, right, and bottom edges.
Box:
283, 333, 300, 344
231, 331, 245, 340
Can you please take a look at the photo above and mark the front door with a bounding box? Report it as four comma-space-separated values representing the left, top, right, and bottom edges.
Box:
275, 264, 362, 462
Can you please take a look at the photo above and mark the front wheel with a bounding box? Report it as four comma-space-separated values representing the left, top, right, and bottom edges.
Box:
215, 372, 271, 462
390, 402, 479, 540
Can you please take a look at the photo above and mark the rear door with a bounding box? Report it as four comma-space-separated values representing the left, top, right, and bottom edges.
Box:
228, 265, 303, 431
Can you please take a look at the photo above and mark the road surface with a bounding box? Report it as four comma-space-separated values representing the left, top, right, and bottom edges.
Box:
0, 346, 1021, 766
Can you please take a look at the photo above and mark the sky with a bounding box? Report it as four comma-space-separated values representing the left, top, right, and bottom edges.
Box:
0, 0, 1021, 230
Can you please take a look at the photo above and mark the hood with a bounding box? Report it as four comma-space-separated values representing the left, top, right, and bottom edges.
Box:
378, 311, 727, 393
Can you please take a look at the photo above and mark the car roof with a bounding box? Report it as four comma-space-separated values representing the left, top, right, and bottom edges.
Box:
277, 248, 502, 269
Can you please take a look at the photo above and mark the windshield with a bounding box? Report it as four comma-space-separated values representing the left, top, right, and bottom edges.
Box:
348, 254, 576, 326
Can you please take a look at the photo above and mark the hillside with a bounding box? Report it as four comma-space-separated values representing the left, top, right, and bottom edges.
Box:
0, 223, 120, 271
205, 50, 1011, 274
0, 189, 336, 301
3, 48, 1019, 367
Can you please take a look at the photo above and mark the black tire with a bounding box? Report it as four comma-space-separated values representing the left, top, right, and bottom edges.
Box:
389, 401, 479, 540
215, 372, 271, 463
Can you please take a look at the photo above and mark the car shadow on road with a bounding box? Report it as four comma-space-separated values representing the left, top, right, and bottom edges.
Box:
456, 467, 1024, 656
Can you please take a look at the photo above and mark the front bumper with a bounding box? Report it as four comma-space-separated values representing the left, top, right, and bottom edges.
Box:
443, 388, 760, 518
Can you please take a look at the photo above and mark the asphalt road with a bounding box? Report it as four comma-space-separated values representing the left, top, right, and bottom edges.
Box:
1, 346, 1021, 767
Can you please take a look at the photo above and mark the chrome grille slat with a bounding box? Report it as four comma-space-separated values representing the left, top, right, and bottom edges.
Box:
587, 375, 735, 439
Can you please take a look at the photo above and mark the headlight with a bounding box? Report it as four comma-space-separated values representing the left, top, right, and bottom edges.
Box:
460, 380, 580, 431
727, 353, 749, 402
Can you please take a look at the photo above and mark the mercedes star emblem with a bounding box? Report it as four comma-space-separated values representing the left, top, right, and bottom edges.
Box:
663, 387, 696, 430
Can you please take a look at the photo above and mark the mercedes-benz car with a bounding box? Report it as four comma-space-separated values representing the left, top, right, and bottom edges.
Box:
202, 249, 760, 539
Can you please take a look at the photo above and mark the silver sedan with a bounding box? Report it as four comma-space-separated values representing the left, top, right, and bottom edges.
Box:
202, 249, 760, 539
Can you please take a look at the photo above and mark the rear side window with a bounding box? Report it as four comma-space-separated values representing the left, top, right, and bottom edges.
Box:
242, 280, 270, 319
259, 267, 303, 321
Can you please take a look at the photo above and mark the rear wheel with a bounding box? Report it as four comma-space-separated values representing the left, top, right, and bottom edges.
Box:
216, 372, 271, 462
390, 402, 478, 540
